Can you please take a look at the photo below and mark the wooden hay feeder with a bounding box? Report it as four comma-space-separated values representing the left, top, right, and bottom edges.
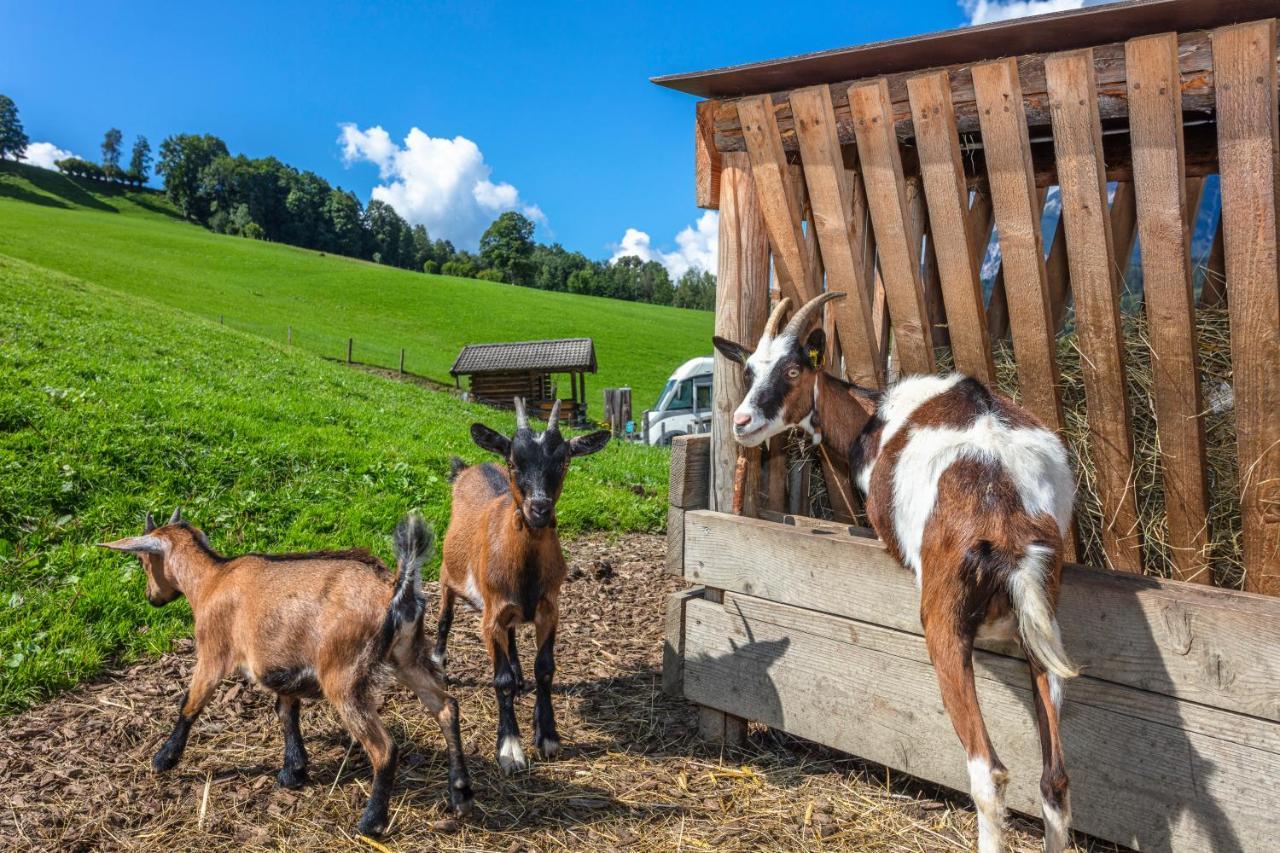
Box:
659, 1, 1280, 849
450, 337, 596, 425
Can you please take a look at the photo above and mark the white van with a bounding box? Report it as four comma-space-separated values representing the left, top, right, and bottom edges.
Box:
642, 356, 714, 446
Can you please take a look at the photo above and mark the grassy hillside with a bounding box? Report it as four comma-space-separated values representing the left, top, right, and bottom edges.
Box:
0, 254, 668, 713
0, 162, 712, 410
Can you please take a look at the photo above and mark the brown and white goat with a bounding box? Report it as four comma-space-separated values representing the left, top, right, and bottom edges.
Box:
714, 294, 1079, 853
99, 510, 473, 837
436, 398, 610, 772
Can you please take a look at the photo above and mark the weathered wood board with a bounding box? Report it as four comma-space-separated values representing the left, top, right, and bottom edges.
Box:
682, 591, 1280, 851
683, 511, 1280, 722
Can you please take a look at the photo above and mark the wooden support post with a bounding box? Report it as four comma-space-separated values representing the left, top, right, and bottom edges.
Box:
712, 151, 770, 515
1047, 48, 1143, 573
973, 58, 1066, 433
790, 85, 883, 386
287, 325, 292, 346
1214, 20, 1280, 593
694, 587, 748, 747
347, 337, 353, 365
399, 348, 405, 375
907, 69, 995, 382
848, 78, 935, 375
695, 100, 722, 210
662, 586, 705, 697
1126, 32, 1213, 584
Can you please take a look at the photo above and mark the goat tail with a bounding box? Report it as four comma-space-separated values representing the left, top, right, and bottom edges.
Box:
448, 456, 467, 483
1007, 542, 1079, 681
389, 513, 433, 632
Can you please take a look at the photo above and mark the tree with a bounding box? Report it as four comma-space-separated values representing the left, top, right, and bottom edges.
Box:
0, 95, 29, 161
410, 225, 431, 270
101, 128, 123, 176
479, 211, 536, 286
673, 269, 716, 310
128, 136, 152, 183
364, 200, 410, 267
157, 134, 229, 222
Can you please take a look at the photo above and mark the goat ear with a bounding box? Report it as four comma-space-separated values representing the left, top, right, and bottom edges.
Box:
803, 329, 826, 368
568, 430, 611, 458
144, 512, 156, 533
98, 535, 166, 554
470, 423, 512, 458
712, 336, 751, 366
169, 506, 182, 525
847, 384, 881, 416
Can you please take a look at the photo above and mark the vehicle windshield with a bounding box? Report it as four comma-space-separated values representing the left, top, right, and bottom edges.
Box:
656, 378, 693, 412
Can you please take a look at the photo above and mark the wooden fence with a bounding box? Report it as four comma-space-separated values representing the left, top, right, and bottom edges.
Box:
661, 3, 1280, 849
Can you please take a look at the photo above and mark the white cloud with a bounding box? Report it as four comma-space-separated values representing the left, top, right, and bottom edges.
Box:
19, 141, 77, 170
338, 124, 544, 250
610, 211, 719, 279
960, 0, 1116, 25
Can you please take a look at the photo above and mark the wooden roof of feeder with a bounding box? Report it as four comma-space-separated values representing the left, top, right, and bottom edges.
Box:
450, 338, 597, 376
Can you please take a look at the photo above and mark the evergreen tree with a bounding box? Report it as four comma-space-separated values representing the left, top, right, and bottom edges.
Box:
101, 128, 124, 174
0, 95, 29, 161
128, 136, 152, 182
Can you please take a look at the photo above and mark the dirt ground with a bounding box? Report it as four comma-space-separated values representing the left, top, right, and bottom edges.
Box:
0, 533, 1107, 851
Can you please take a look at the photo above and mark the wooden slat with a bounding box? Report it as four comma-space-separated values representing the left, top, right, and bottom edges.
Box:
684, 510, 1280, 721
1214, 20, 1280, 593
712, 153, 770, 513
683, 592, 1280, 852
848, 78, 935, 375
1126, 32, 1213, 584
695, 101, 721, 210
907, 70, 995, 382
668, 433, 711, 509
972, 58, 1065, 431
1045, 49, 1143, 573
736, 97, 818, 305
666, 506, 685, 576
912, 179, 952, 350
791, 85, 884, 386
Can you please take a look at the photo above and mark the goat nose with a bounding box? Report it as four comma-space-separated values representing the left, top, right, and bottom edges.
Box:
530, 498, 553, 515
734, 412, 753, 427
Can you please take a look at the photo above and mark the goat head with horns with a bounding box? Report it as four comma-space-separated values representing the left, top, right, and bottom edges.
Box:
712, 291, 850, 446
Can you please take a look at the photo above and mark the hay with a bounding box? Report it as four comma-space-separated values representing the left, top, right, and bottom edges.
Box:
992, 307, 1242, 588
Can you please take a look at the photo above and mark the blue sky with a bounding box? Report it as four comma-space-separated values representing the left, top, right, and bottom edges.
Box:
1, 0, 1105, 270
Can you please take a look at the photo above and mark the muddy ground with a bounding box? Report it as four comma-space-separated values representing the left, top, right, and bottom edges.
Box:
0, 534, 1106, 851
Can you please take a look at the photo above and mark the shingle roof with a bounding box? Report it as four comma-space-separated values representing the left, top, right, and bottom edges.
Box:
450, 338, 597, 376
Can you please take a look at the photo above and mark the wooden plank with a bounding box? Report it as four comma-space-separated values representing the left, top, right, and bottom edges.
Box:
662, 586, 703, 696
666, 506, 685, 576
912, 180, 952, 351
848, 78, 936, 375
1214, 20, 1280, 594
736, 97, 817, 305
695, 100, 722, 210
1045, 49, 1143, 573
972, 58, 1065, 431
683, 593, 1280, 852
684, 509, 1280, 722
1126, 32, 1213, 585
712, 153, 770, 514
908, 70, 995, 382
790, 85, 883, 386
709, 28, 1227, 153
668, 433, 711, 509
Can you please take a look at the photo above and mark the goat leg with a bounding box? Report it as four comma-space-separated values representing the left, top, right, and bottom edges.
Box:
488, 623, 527, 773
153, 658, 224, 772
532, 602, 560, 759
275, 694, 308, 789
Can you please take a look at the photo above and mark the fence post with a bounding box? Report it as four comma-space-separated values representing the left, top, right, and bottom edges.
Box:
399, 349, 405, 375
347, 338, 353, 365
219, 315, 224, 325
287, 326, 292, 346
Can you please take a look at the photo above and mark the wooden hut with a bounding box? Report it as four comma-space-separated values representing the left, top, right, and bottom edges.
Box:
450, 337, 596, 425
660, 1, 1280, 849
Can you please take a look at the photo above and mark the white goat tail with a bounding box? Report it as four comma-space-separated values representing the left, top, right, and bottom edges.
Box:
1007, 543, 1078, 680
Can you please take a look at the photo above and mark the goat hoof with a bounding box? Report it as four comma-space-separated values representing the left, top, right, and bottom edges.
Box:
355, 811, 389, 838
535, 733, 561, 759
151, 750, 179, 773
496, 735, 527, 774
277, 766, 308, 789
450, 780, 475, 816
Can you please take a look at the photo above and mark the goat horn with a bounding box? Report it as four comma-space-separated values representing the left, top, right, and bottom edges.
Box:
546, 399, 562, 433
144, 512, 156, 533
514, 397, 529, 431
169, 507, 182, 525
783, 291, 847, 340
763, 297, 793, 339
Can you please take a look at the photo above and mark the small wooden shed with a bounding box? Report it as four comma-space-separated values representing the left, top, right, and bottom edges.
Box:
450, 337, 596, 425
659, 1, 1280, 850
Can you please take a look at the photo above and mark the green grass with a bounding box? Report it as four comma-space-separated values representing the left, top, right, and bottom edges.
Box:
0, 161, 713, 410
0, 254, 670, 714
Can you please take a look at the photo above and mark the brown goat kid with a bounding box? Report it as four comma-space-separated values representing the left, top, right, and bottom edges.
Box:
436, 398, 610, 773
99, 510, 473, 837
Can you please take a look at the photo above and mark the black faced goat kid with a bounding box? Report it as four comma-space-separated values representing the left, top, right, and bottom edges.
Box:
99, 510, 473, 838
436, 398, 611, 773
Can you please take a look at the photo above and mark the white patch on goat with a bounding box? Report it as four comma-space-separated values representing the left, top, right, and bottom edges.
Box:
430, 649, 447, 669
497, 734, 527, 773
1008, 543, 1078, 680
462, 570, 484, 611
1049, 672, 1065, 712
1041, 790, 1072, 853
876, 373, 965, 448
732, 333, 797, 440
967, 756, 1008, 853
890, 414, 1073, 582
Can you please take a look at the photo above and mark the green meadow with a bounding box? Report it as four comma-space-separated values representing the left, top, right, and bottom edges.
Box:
0, 162, 713, 410
0, 247, 671, 714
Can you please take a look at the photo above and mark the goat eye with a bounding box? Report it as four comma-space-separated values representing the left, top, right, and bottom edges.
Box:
786, 366, 801, 379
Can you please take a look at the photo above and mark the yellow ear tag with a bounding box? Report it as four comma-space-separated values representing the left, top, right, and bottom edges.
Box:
808, 347, 823, 367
